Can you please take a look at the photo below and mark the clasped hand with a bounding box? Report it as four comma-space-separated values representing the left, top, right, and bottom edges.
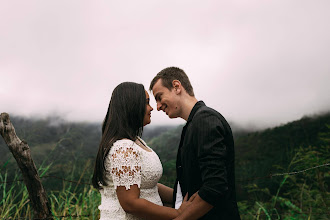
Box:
177, 192, 198, 214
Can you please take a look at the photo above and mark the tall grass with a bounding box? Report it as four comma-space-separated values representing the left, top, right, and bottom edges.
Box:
1, 128, 329, 219
238, 145, 329, 220
0, 163, 100, 219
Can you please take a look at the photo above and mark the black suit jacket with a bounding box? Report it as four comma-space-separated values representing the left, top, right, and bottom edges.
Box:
173, 101, 240, 219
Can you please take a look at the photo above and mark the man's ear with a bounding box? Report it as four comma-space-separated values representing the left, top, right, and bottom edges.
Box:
172, 80, 182, 94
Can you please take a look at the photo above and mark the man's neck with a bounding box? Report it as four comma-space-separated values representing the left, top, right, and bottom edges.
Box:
180, 96, 198, 121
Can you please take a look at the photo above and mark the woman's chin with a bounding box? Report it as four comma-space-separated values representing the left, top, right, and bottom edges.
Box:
143, 120, 151, 127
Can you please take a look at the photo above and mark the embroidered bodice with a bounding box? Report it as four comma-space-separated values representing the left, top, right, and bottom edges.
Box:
98, 138, 163, 220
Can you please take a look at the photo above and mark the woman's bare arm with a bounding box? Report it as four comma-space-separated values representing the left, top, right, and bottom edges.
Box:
116, 184, 179, 220
157, 183, 174, 205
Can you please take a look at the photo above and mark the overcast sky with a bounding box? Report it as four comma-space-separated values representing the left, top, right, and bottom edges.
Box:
1, 0, 329, 129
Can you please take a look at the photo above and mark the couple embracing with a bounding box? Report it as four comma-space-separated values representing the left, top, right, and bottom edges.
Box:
92, 67, 241, 220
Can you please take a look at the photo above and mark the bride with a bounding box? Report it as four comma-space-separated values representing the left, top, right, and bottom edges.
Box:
92, 82, 191, 219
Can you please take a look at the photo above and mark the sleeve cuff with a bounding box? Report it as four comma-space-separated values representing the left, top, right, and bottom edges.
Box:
198, 186, 227, 206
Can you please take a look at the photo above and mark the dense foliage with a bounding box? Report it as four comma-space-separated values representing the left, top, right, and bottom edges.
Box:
0, 113, 329, 219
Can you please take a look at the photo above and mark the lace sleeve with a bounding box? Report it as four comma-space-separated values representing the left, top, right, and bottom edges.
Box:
110, 143, 142, 190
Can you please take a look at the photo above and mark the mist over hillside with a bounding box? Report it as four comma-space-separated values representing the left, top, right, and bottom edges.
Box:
1, 112, 329, 182
1, 111, 329, 158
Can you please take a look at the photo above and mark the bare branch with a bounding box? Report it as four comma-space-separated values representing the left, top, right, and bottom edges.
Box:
0, 112, 53, 219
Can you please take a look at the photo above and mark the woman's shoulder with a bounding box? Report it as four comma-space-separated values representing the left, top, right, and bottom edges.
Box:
111, 138, 135, 149
111, 138, 152, 153
113, 138, 134, 145
111, 138, 146, 152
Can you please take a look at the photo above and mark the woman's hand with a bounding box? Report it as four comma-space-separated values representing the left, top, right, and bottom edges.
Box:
177, 192, 198, 214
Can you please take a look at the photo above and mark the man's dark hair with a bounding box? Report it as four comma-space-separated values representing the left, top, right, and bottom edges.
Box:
92, 82, 146, 189
149, 67, 195, 96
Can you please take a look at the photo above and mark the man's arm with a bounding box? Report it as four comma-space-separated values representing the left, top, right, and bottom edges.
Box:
174, 193, 213, 220
178, 111, 228, 219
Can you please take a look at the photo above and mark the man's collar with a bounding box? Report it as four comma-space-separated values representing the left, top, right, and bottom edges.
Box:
187, 101, 205, 123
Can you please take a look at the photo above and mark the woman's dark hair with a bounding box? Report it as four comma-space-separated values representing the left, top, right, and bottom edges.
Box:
92, 82, 146, 189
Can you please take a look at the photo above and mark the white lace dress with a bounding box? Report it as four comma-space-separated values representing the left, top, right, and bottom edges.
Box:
98, 138, 163, 220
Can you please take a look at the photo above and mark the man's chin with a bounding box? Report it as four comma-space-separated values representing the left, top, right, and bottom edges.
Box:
168, 114, 177, 119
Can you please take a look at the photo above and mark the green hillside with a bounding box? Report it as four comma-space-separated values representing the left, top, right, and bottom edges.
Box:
234, 113, 330, 192
1, 113, 329, 219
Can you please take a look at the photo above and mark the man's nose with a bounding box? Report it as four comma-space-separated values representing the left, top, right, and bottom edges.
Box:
157, 102, 162, 111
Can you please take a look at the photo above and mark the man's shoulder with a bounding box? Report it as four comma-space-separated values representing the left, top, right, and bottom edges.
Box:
194, 105, 223, 121
191, 104, 231, 132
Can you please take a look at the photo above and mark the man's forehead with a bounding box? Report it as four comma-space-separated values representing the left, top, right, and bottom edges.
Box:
153, 78, 163, 87
152, 79, 164, 93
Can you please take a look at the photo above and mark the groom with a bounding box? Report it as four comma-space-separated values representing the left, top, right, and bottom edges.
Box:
150, 67, 241, 220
